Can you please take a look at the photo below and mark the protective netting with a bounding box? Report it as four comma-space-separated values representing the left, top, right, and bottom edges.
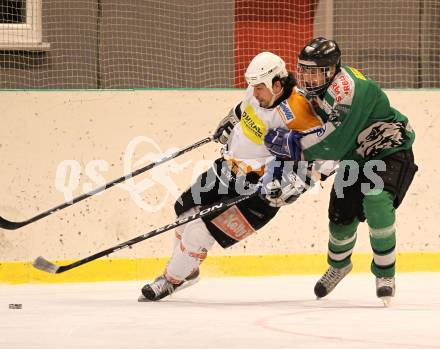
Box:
0, 0, 438, 89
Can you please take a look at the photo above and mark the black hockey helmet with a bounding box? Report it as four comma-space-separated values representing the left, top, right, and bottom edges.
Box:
297, 37, 341, 95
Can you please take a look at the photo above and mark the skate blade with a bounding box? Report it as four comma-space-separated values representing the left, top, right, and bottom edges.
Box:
380, 296, 392, 307
174, 276, 200, 292
138, 295, 153, 302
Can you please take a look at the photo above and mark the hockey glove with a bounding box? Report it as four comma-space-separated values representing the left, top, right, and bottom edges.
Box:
257, 161, 307, 207
258, 175, 306, 207
264, 128, 302, 161
213, 106, 241, 145
257, 160, 315, 207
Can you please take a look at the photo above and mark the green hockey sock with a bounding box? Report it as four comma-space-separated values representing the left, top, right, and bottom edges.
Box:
363, 190, 396, 278
327, 219, 359, 269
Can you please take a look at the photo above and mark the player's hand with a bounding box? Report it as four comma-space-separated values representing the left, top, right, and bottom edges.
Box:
257, 171, 304, 207
213, 108, 240, 145
264, 128, 302, 161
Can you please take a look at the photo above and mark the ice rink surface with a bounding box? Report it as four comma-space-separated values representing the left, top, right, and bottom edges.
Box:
1, 273, 439, 349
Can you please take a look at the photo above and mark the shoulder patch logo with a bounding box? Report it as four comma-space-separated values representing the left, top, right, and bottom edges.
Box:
277, 100, 295, 121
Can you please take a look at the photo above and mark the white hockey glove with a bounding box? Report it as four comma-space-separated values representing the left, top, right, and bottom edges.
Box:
258, 173, 307, 207
213, 106, 241, 145
257, 160, 314, 207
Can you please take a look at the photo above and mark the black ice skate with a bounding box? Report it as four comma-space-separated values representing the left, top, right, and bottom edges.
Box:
314, 263, 353, 298
138, 269, 200, 302
376, 276, 395, 307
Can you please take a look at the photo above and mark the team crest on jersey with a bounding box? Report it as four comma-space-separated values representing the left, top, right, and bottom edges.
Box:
356, 121, 405, 158
277, 100, 295, 122
240, 103, 267, 144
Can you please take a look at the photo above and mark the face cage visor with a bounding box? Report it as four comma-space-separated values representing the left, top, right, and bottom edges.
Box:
296, 63, 334, 96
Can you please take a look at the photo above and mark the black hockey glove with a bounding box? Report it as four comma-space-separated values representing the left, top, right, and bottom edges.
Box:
213, 105, 241, 145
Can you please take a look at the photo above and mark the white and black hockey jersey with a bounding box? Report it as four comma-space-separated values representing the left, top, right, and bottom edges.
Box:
224, 85, 323, 176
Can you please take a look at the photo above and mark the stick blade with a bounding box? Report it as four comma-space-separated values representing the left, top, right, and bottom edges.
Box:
33, 256, 60, 274
0, 216, 24, 230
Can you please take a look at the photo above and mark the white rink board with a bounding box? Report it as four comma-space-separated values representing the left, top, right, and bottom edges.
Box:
0, 273, 439, 349
0, 90, 439, 261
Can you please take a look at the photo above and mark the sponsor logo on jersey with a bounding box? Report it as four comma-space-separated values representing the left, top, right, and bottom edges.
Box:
240, 103, 267, 144
277, 100, 295, 121
211, 205, 255, 241
339, 74, 351, 95
328, 70, 355, 105
332, 74, 351, 102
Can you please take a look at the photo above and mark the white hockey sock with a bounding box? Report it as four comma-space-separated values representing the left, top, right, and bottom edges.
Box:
173, 208, 199, 250
166, 217, 215, 283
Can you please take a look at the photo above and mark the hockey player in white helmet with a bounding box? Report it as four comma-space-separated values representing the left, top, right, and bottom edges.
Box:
139, 51, 323, 302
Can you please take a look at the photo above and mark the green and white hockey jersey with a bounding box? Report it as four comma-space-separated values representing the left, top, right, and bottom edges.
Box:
300, 66, 415, 163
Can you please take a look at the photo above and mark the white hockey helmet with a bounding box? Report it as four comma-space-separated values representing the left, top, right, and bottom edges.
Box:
245, 52, 288, 94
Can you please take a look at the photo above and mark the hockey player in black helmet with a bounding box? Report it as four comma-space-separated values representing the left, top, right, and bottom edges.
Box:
297, 37, 341, 96
264, 37, 417, 306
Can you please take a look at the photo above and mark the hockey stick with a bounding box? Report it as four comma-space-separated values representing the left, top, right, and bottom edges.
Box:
0, 136, 213, 230
33, 192, 256, 274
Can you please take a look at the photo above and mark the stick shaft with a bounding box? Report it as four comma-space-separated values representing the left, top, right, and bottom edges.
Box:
0, 136, 213, 230
34, 193, 254, 274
